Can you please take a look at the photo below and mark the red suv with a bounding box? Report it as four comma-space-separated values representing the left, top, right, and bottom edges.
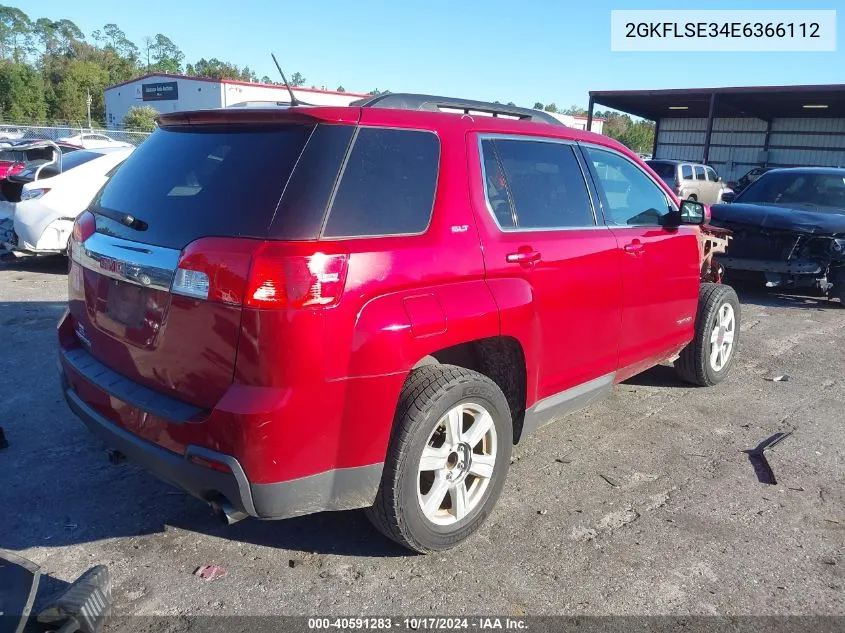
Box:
59, 94, 740, 553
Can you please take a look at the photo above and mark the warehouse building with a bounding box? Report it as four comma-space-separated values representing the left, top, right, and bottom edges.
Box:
585, 84, 845, 181
104, 73, 367, 128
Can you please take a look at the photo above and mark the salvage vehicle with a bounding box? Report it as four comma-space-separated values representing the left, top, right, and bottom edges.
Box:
646, 159, 731, 205
0, 147, 132, 255
728, 166, 774, 195
58, 132, 133, 150
59, 94, 740, 553
710, 167, 845, 301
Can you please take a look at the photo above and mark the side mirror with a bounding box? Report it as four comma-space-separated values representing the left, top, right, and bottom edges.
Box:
720, 191, 736, 203
679, 199, 706, 225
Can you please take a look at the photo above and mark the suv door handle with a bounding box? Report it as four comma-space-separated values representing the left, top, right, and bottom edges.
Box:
623, 240, 645, 256
506, 249, 542, 265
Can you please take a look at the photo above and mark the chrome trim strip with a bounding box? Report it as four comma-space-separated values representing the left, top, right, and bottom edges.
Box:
72, 231, 180, 292
476, 133, 602, 233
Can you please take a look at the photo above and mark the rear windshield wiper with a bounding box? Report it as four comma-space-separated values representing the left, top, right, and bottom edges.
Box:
95, 207, 148, 231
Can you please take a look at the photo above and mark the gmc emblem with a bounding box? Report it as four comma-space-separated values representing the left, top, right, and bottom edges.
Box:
99, 257, 124, 274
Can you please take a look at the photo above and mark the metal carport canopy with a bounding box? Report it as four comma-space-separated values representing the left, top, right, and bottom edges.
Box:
587, 84, 845, 123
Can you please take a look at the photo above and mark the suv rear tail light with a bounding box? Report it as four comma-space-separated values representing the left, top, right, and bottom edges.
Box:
171, 238, 349, 309
72, 211, 96, 243
673, 179, 682, 194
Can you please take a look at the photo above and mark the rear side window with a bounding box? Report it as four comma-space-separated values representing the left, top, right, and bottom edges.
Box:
646, 161, 676, 179
322, 128, 439, 238
480, 138, 595, 230
681, 164, 693, 180
60, 150, 102, 171
92, 124, 314, 249
694, 165, 706, 181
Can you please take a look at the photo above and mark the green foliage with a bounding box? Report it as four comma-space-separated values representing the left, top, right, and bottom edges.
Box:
543, 103, 558, 113
336, 85, 345, 92
367, 88, 390, 96
186, 58, 256, 81
0, 61, 46, 120
123, 105, 158, 131
533, 102, 544, 110
0, 4, 323, 125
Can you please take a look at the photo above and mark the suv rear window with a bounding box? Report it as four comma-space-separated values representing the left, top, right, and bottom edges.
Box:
60, 150, 103, 171
646, 161, 676, 179
322, 128, 439, 238
92, 124, 314, 250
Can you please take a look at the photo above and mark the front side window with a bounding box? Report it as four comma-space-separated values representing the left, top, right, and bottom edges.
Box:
480, 138, 595, 230
694, 165, 706, 181
322, 127, 439, 238
706, 167, 719, 182
586, 147, 673, 227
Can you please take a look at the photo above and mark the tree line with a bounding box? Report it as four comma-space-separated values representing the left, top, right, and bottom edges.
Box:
0, 5, 653, 152
0, 5, 340, 128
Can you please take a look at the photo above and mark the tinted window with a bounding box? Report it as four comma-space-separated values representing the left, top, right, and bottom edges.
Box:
587, 147, 672, 227
681, 164, 693, 180
322, 128, 439, 238
92, 124, 314, 249
481, 138, 594, 229
60, 150, 103, 171
694, 165, 706, 181
646, 161, 676, 179
706, 167, 719, 182
269, 124, 355, 240
737, 171, 845, 209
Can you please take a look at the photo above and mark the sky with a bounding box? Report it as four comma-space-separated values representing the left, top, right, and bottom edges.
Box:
12, 0, 845, 109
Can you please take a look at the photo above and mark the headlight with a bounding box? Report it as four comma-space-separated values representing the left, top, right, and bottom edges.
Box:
20, 188, 50, 201
831, 239, 845, 254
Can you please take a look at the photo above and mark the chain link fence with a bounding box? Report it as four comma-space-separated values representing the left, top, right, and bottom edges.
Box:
0, 123, 152, 146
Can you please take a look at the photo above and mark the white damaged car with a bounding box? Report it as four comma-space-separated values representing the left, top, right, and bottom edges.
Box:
1, 147, 133, 255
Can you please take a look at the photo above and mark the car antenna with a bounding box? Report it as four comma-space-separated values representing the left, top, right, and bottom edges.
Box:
271, 53, 302, 107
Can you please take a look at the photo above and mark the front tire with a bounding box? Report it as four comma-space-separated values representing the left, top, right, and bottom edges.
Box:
366, 365, 512, 553
675, 283, 740, 386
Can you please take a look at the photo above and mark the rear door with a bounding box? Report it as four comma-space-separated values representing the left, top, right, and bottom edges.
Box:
582, 145, 700, 379
705, 166, 722, 203
68, 122, 321, 408
472, 135, 622, 399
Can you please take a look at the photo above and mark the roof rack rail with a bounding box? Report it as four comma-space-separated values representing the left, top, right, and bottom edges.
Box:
350, 93, 564, 126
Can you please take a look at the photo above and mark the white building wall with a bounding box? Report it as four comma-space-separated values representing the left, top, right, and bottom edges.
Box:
105, 75, 364, 129
655, 116, 845, 181
546, 112, 604, 134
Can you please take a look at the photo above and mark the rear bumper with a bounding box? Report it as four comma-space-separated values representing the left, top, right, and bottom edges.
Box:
60, 349, 383, 520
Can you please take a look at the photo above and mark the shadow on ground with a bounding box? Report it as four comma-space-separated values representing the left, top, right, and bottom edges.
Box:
0, 254, 67, 276
730, 279, 841, 311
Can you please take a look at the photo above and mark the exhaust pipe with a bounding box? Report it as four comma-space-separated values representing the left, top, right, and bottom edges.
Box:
210, 498, 248, 525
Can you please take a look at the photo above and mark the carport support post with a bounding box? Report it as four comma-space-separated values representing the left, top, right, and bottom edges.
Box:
702, 92, 716, 164
586, 96, 595, 132
651, 118, 660, 158
762, 119, 772, 166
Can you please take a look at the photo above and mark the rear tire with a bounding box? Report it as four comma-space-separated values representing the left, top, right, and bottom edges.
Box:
687, 194, 698, 201
675, 283, 740, 386
366, 364, 512, 553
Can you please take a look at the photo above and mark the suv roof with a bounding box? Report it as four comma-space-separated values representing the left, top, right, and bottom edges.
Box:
158, 97, 631, 156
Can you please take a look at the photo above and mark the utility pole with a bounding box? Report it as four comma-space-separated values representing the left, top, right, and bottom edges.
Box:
86, 89, 93, 130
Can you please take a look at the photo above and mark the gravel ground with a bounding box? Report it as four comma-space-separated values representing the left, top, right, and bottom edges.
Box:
1, 254, 843, 620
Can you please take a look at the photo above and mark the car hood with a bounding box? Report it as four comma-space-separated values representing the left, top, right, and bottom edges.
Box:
710, 202, 845, 235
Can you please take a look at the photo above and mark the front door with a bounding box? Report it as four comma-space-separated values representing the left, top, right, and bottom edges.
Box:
581, 145, 701, 380
469, 134, 623, 401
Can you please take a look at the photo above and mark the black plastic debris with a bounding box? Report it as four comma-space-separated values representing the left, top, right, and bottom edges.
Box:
743, 431, 793, 485
37, 565, 112, 633
0, 426, 8, 449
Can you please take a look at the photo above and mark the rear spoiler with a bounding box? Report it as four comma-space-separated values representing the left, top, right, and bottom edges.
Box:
158, 107, 360, 127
